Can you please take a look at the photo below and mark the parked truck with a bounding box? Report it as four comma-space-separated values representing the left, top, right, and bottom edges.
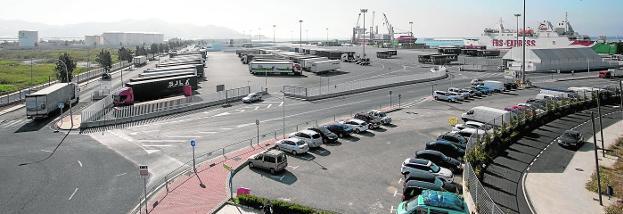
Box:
132, 71, 196, 82
249, 61, 302, 75
133, 56, 147, 67
25, 83, 79, 119
153, 63, 204, 77
461, 106, 511, 126
310, 60, 341, 74
113, 75, 198, 106
301, 57, 329, 71
599, 69, 623, 78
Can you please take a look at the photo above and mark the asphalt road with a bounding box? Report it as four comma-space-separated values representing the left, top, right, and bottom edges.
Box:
0, 60, 156, 214
1, 47, 618, 213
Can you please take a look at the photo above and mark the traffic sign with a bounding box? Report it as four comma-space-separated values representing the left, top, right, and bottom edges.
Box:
139, 165, 149, 177
190, 139, 196, 147
448, 116, 459, 126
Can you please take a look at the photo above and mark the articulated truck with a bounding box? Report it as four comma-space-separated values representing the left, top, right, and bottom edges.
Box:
153, 63, 204, 77
249, 61, 302, 75
25, 83, 79, 119
113, 75, 198, 106
309, 60, 341, 74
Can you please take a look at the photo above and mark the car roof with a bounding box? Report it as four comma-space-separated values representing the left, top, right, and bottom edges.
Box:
406, 158, 432, 166
465, 121, 484, 126
416, 149, 445, 157
264, 149, 285, 156
349, 118, 366, 124
404, 171, 437, 182
404, 180, 441, 189
282, 137, 303, 143
298, 129, 317, 135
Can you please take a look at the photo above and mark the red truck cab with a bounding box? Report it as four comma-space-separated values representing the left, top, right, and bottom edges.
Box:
599, 70, 610, 78
112, 87, 135, 106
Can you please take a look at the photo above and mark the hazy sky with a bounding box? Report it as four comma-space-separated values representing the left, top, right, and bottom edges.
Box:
2, 0, 622, 39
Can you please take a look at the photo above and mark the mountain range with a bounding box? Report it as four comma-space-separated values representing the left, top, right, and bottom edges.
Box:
0, 19, 243, 39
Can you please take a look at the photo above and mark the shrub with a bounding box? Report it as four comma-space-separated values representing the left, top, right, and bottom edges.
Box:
235, 195, 335, 214
237, 194, 268, 209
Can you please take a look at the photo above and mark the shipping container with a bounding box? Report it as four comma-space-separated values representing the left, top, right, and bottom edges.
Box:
114, 75, 198, 105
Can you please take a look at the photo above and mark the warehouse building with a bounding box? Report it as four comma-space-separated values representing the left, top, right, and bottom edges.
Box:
18, 30, 38, 48
503, 46, 610, 72
84, 35, 103, 47
101, 32, 164, 47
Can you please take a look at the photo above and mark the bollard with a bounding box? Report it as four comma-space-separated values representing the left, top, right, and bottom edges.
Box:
222, 148, 225, 158
165, 176, 169, 192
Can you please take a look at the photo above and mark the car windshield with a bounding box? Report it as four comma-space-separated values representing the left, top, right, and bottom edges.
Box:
295, 141, 305, 146
378, 112, 386, 117
562, 132, 579, 139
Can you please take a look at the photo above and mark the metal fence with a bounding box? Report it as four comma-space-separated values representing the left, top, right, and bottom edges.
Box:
0, 61, 131, 108
283, 70, 447, 99
80, 86, 254, 129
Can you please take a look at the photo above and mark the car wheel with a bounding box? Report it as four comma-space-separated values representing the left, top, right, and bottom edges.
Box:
338, 133, 343, 138
292, 150, 297, 155
354, 129, 360, 134
270, 168, 275, 174
249, 162, 254, 168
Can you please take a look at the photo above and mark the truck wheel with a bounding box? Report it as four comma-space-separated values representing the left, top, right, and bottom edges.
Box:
249, 162, 254, 168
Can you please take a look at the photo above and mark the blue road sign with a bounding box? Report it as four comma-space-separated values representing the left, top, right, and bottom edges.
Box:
190, 139, 196, 147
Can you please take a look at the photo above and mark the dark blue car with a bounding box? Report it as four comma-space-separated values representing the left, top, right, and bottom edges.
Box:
425, 141, 466, 160
322, 123, 353, 138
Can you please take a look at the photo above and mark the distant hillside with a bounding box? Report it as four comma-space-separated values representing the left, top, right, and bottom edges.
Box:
0, 19, 243, 39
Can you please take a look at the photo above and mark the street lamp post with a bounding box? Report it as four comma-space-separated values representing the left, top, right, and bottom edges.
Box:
521, 0, 526, 84
514, 14, 521, 47
57, 59, 74, 129
409, 21, 414, 43
326, 28, 329, 43
361, 9, 368, 58
273, 25, 276, 44
299, 20, 303, 48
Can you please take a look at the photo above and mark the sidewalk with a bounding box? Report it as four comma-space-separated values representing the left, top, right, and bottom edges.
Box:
144, 140, 278, 214
56, 114, 81, 130
525, 120, 622, 214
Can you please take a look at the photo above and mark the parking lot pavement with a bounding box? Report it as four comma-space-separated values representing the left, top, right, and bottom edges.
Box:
233, 86, 542, 213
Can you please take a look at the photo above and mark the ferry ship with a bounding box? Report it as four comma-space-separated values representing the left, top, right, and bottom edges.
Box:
478, 14, 593, 49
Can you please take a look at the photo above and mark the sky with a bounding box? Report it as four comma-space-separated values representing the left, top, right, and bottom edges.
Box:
1, 0, 622, 39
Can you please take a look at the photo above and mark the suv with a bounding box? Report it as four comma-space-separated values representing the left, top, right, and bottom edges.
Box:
433, 91, 457, 102
368, 110, 392, 125
353, 113, 381, 129
288, 130, 323, 147
248, 150, 288, 174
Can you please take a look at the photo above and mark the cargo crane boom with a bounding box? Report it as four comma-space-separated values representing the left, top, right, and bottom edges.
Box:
382, 13, 395, 49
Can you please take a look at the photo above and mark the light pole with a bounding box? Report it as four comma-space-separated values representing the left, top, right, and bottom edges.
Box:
361, 9, 368, 58
258, 27, 261, 41
57, 59, 74, 129
326, 28, 329, 44
299, 20, 303, 48
514, 14, 521, 47
273, 25, 276, 44
409, 21, 414, 43
521, 0, 526, 84
591, 112, 603, 206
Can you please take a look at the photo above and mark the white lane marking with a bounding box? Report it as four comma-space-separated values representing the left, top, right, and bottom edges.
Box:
278, 102, 283, 107
398, 178, 403, 184
108, 131, 136, 142
262, 99, 371, 123
266, 104, 272, 109
254, 106, 260, 111
115, 172, 127, 177
212, 112, 231, 117
41, 149, 52, 153
221, 127, 233, 130
145, 150, 160, 154
138, 140, 185, 143
198, 131, 218, 134
77, 160, 82, 167
142, 144, 174, 147
2, 119, 22, 127
236, 123, 255, 128
166, 135, 201, 139
390, 205, 394, 213
68, 187, 79, 200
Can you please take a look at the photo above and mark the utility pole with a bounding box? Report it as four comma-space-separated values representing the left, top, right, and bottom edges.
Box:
273, 25, 276, 44
361, 9, 368, 58
326, 28, 329, 43
258, 27, 261, 41
521, 0, 526, 84
299, 20, 303, 48
597, 92, 605, 157
514, 14, 521, 47
591, 112, 603, 206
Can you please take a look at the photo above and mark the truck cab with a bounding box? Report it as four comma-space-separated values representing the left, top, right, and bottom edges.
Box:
112, 87, 135, 106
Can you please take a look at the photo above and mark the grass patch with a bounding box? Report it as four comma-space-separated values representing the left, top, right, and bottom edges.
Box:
586, 137, 623, 213
0, 48, 119, 63
0, 60, 87, 94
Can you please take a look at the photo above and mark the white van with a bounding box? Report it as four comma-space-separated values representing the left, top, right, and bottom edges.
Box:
482, 80, 504, 93
461, 106, 511, 126
539, 88, 577, 99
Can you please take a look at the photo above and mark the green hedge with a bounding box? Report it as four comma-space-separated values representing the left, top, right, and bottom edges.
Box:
235, 194, 336, 214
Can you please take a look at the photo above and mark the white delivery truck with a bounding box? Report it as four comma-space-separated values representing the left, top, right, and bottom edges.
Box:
461, 106, 511, 126
539, 88, 578, 99
133, 56, 147, 67
310, 60, 340, 74
301, 57, 328, 71
25, 83, 79, 119
249, 61, 302, 75
482, 80, 505, 92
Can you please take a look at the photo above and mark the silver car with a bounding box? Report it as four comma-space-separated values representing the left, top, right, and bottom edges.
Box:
276, 138, 309, 155
248, 150, 287, 174
242, 92, 262, 103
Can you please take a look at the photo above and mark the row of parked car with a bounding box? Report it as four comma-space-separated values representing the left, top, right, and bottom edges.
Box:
248, 110, 392, 174
433, 79, 518, 102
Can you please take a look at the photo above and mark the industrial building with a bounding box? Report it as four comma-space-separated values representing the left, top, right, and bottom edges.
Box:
503, 46, 610, 72
18, 30, 38, 48
84, 35, 103, 47
101, 32, 164, 47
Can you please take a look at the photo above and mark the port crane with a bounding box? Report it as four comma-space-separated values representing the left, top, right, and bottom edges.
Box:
382, 13, 396, 49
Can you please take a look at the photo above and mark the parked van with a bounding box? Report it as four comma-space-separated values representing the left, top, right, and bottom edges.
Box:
461, 106, 511, 126
482, 80, 504, 92
248, 150, 288, 174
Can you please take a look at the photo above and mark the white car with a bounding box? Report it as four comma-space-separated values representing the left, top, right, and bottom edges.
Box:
448, 87, 470, 99
368, 110, 392, 125
452, 121, 486, 132
446, 91, 465, 101
242, 92, 262, 103
433, 91, 458, 102
275, 138, 309, 155
288, 130, 323, 147
338, 119, 368, 134
451, 127, 487, 138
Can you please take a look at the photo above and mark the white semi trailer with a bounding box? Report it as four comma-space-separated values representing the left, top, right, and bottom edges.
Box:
309, 60, 341, 74
301, 57, 328, 71
249, 61, 302, 75
25, 83, 79, 119
133, 56, 147, 67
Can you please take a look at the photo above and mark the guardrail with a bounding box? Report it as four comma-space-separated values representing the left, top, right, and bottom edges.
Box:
0, 61, 131, 108
283, 70, 447, 100
80, 86, 255, 129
